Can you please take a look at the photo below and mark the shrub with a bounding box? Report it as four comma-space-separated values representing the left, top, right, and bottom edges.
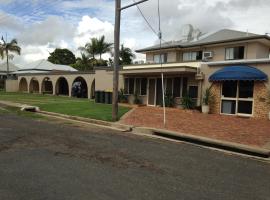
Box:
118, 88, 128, 103
202, 87, 214, 105
181, 95, 194, 109
165, 91, 174, 107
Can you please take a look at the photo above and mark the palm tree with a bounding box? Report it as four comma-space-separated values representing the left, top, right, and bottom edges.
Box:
119, 44, 135, 65
79, 38, 98, 59
1, 37, 21, 76
96, 35, 112, 60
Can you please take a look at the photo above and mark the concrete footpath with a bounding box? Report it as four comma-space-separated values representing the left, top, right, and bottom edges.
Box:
0, 100, 269, 159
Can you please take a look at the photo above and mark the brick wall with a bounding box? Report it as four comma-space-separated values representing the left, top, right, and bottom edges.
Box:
209, 82, 221, 114
253, 82, 270, 119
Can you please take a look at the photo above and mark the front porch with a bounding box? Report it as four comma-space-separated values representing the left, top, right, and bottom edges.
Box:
120, 63, 201, 107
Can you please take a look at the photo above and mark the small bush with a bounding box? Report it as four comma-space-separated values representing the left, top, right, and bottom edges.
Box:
181, 95, 194, 109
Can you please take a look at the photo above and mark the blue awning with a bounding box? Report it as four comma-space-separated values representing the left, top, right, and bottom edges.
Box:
209, 65, 268, 81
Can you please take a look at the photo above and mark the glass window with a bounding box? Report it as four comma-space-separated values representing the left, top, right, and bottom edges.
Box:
166, 78, 173, 95
182, 77, 188, 96
222, 81, 237, 98
140, 78, 147, 95
189, 86, 198, 98
183, 51, 202, 61
173, 77, 181, 97
221, 100, 236, 114
154, 54, 167, 63
135, 78, 141, 94
238, 101, 253, 114
239, 81, 254, 98
129, 78, 134, 95
225, 46, 245, 60
124, 78, 129, 94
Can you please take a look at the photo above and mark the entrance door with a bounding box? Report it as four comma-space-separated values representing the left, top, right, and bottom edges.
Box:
148, 78, 156, 106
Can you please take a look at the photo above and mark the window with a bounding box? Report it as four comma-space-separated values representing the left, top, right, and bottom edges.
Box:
182, 77, 188, 96
154, 54, 167, 63
183, 51, 202, 61
129, 78, 134, 95
225, 46, 245, 60
188, 86, 198, 98
222, 81, 237, 98
124, 78, 129, 94
140, 78, 147, 96
124, 78, 135, 95
135, 78, 140, 94
221, 80, 254, 115
166, 78, 173, 95
173, 77, 181, 97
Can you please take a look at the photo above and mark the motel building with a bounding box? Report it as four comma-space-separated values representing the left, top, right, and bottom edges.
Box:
3, 29, 270, 119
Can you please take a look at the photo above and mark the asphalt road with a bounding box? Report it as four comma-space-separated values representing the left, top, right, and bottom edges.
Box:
0, 113, 270, 200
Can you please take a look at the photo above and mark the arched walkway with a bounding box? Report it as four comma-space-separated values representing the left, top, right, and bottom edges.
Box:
56, 77, 69, 96
91, 79, 95, 99
41, 77, 53, 94
29, 78, 39, 93
19, 77, 28, 92
72, 77, 88, 98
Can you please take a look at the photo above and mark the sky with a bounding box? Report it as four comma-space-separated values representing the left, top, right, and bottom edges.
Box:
0, 0, 270, 67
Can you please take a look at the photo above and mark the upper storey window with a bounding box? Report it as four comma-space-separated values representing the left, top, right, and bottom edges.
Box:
153, 53, 167, 64
225, 46, 245, 60
183, 51, 202, 61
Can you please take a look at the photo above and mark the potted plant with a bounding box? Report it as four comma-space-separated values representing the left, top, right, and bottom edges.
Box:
202, 87, 214, 114
181, 94, 194, 109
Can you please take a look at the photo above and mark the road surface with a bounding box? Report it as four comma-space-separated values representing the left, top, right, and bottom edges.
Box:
0, 113, 269, 200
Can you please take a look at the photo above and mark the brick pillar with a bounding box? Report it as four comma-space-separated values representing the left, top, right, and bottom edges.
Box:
209, 82, 221, 114
253, 82, 270, 119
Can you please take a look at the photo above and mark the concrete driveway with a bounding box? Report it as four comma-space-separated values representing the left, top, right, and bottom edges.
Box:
0, 113, 270, 200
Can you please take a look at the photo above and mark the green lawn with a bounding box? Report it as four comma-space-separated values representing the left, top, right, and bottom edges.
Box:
0, 92, 130, 121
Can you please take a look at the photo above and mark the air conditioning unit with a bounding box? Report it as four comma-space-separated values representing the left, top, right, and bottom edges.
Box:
203, 51, 213, 59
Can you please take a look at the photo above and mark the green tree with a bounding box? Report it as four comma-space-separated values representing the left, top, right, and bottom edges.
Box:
79, 38, 98, 59
96, 35, 112, 60
48, 48, 76, 65
79, 35, 112, 60
0, 37, 21, 75
119, 44, 135, 65
72, 53, 93, 71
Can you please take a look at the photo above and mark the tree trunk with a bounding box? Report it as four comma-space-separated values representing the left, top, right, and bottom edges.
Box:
100, 54, 102, 60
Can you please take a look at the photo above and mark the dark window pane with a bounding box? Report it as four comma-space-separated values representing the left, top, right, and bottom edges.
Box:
222, 81, 237, 97
140, 78, 147, 95
182, 77, 188, 96
124, 78, 129, 94
221, 100, 236, 114
135, 78, 140, 94
129, 78, 134, 94
234, 46, 245, 59
189, 86, 198, 98
239, 81, 254, 98
173, 77, 181, 97
238, 101, 253, 114
166, 78, 173, 95
197, 51, 203, 60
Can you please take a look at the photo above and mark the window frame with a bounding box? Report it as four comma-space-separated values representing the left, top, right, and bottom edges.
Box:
225, 46, 245, 60
182, 51, 203, 62
220, 80, 254, 117
124, 77, 135, 95
153, 53, 168, 64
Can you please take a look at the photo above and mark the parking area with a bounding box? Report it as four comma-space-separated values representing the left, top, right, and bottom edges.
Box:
120, 106, 270, 148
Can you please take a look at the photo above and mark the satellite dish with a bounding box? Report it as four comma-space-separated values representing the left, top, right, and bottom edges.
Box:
181, 24, 194, 42
192, 29, 202, 41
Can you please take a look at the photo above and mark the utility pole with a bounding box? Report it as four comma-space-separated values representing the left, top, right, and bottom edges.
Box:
112, 0, 149, 121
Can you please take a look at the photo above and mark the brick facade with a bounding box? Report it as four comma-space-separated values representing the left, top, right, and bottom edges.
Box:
253, 82, 270, 119
209, 82, 221, 114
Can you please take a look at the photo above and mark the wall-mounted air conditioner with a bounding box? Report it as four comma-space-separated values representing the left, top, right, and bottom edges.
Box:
203, 51, 213, 59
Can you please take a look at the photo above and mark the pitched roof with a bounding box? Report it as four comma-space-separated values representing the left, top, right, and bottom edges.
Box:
18, 59, 77, 72
136, 29, 268, 52
0, 62, 20, 72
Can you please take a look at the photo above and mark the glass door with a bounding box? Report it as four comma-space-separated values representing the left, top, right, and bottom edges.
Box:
148, 78, 156, 106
